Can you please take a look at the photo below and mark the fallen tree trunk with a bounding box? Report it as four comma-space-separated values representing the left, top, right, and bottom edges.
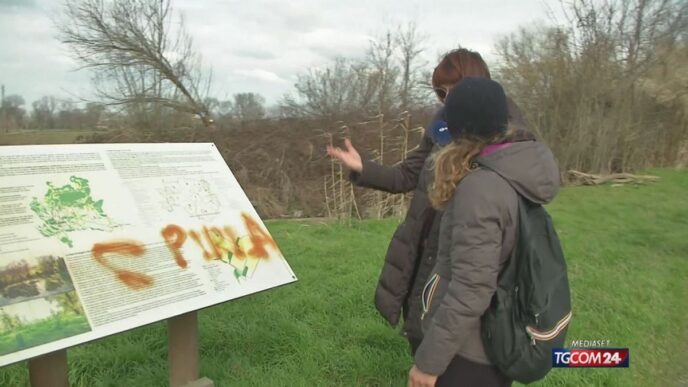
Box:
567, 170, 660, 186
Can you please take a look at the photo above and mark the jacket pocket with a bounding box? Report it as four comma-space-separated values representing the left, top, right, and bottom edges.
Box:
525, 310, 573, 343
421, 273, 441, 320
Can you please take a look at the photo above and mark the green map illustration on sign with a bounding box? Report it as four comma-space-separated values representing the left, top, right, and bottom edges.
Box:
30, 176, 119, 247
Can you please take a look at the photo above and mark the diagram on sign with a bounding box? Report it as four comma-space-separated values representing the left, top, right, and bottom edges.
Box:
30, 176, 121, 247
158, 178, 220, 220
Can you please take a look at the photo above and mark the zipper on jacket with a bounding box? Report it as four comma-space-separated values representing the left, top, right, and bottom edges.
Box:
526, 310, 572, 342
421, 274, 440, 320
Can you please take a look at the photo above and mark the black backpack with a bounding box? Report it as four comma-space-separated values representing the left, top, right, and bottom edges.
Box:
480, 189, 572, 383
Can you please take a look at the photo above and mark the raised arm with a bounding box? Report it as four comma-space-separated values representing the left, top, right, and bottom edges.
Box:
347, 132, 433, 194
326, 108, 443, 194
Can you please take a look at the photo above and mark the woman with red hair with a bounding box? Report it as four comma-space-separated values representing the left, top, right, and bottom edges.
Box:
327, 48, 529, 359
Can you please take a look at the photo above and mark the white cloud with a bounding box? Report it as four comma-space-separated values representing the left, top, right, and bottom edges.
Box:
301, 28, 372, 60
0, 0, 558, 107
234, 69, 287, 83
0, 0, 37, 10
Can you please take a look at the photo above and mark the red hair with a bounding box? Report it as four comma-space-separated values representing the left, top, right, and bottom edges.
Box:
432, 48, 491, 89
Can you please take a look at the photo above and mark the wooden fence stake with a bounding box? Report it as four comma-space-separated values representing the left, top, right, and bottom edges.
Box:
28, 349, 68, 387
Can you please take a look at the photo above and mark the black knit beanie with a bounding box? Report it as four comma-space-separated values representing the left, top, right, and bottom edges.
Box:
445, 77, 509, 140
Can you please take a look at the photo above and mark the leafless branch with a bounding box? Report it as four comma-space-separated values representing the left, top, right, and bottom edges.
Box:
57, 0, 213, 128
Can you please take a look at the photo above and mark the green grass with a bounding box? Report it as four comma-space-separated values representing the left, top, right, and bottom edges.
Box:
0, 312, 91, 356
0, 169, 686, 386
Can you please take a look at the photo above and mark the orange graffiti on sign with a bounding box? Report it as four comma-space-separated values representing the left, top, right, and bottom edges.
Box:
188, 230, 211, 260
203, 226, 226, 260
91, 240, 153, 290
160, 212, 277, 268
223, 226, 245, 260
161, 224, 188, 268
91, 213, 278, 289
242, 213, 278, 259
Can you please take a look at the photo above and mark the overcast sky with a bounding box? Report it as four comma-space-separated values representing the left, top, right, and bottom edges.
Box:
0, 0, 559, 108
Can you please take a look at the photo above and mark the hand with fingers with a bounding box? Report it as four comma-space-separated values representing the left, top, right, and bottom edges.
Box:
326, 138, 363, 173
408, 365, 438, 387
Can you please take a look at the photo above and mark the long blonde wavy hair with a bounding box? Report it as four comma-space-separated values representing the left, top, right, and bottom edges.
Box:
430, 128, 513, 209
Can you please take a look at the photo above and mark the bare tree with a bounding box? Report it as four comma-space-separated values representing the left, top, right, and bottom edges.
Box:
57, 0, 213, 128
395, 22, 428, 113
280, 58, 379, 121
232, 93, 266, 121
367, 31, 399, 116
564, 0, 688, 73
496, 0, 688, 173
32, 96, 59, 129
281, 25, 429, 122
1, 94, 26, 131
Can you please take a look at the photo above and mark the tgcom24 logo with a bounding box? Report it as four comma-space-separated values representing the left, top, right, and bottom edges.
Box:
552, 343, 630, 368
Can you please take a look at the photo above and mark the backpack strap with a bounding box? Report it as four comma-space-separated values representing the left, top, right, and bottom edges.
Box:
471, 159, 524, 288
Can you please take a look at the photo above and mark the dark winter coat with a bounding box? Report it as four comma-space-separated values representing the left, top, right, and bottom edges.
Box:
350, 109, 441, 340
350, 99, 529, 341
414, 140, 560, 375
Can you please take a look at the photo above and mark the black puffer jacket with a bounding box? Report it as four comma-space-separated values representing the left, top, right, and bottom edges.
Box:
350, 110, 442, 340
351, 100, 528, 340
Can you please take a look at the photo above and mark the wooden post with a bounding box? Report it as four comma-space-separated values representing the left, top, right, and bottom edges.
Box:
169, 311, 213, 387
28, 349, 69, 387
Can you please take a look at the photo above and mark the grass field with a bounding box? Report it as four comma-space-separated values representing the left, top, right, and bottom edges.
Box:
0, 312, 91, 356
0, 169, 686, 386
